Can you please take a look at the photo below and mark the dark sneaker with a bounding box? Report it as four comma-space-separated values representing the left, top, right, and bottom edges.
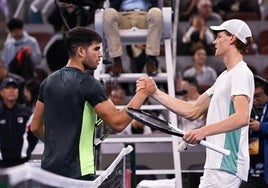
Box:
109, 61, 123, 77
146, 57, 158, 76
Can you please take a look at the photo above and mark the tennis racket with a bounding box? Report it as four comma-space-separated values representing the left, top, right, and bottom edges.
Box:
126, 107, 231, 156
94, 118, 113, 146
94, 129, 113, 146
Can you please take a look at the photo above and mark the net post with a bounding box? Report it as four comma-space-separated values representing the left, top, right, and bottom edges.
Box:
0, 174, 9, 188
125, 143, 136, 188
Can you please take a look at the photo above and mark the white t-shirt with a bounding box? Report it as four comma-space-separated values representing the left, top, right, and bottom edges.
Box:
204, 61, 254, 181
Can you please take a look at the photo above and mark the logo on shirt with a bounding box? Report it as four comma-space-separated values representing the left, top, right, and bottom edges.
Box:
17, 117, 24, 124
0, 119, 6, 124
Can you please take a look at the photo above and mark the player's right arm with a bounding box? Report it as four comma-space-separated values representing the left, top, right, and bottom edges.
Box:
94, 88, 154, 133
137, 76, 210, 120
30, 100, 45, 142
152, 89, 210, 120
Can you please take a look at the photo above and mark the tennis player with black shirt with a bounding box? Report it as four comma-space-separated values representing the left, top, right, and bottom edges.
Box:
30, 27, 153, 180
137, 19, 254, 187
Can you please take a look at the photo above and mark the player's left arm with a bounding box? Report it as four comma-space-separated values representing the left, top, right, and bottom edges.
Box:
184, 95, 250, 144
30, 100, 45, 142
94, 90, 149, 133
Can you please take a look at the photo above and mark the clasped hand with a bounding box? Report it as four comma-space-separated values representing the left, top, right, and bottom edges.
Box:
136, 76, 157, 96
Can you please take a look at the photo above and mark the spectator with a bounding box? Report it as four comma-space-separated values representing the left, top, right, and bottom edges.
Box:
0, 77, 38, 168
177, 77, 205, 132
179, 0, 199, 21
182, 15, 215, 55
109, 84, 126, 105
182, 47, 217, 87
0, 61, 25, 104
1, 18, 42, 80
103, 0, 162, 76
197, 0, 223, 22
239, 75, 268, 188
178, 76, 200, 101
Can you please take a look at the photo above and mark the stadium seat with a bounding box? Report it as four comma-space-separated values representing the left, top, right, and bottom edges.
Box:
259, 45, 268, 55
258, 30, 268, 54
226, 12, 260, 21
24, 24, 54, 53
29, 32, 53, 53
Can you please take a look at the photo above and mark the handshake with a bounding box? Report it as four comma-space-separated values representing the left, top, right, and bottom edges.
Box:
135, 76, 158, 96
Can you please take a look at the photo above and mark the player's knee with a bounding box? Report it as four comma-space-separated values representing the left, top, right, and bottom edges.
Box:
147, 8, 162, 22
104, 8, 119, 23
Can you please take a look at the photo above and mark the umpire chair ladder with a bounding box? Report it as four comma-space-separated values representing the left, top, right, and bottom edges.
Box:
94, 3, 183, 188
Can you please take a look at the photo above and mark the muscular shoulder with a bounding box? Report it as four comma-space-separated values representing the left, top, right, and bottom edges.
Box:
81, 76, 108, 106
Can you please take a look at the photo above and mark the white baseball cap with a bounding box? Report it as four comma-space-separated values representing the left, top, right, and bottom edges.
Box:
210, 19, 252, 44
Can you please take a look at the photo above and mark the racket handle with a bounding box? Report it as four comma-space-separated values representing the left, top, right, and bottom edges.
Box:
178, 140, 188, 151
199, 140, 231, 156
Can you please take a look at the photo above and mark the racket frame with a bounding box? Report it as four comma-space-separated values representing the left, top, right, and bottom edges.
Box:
126, 107, 231, 156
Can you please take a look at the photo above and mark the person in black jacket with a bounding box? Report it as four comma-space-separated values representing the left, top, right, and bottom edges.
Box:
103, 0, 162, 76
0, 77, 38, 168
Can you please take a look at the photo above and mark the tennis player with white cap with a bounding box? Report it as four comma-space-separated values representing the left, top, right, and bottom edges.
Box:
136, 19, 255, 187
210, 19, 252, 45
